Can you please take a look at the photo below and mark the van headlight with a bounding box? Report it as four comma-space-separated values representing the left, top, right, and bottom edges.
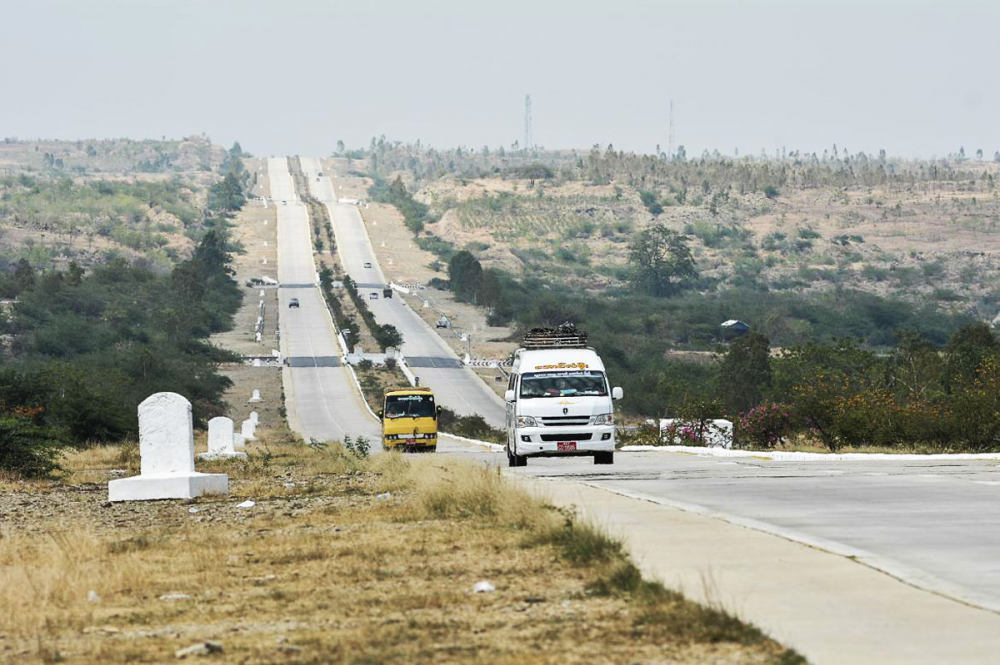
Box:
516, 415, 538, 428
592, 413, 614, 426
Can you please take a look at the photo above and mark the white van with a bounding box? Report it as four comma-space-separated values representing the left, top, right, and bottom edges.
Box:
504, 330, 623, 467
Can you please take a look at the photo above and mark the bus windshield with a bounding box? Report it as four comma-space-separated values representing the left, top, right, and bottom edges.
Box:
519, 371, 608, 398
384, 394, 436, 419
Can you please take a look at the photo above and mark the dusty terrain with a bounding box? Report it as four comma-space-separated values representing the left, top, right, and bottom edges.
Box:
408, 167, 1000, 317
0, 442, 799, 665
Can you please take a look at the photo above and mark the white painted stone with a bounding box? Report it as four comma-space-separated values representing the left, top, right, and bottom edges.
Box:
659, 418, 733, 449
241, 419, 258, 442
254, 332, 262, 343
259, 290, 265, 297
253, 358, 261, 367
108, 392, 228, 502
233, 433, 246, 451
249, 411, 259, 424
196, 416, 247, 461
249, 389, 262, 403
262, 257, 267, 264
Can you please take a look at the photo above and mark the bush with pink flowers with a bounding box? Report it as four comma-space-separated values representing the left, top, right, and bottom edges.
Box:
736, 401, 792, 450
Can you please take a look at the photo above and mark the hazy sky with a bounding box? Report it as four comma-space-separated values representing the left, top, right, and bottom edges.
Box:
2, 0, 997, 158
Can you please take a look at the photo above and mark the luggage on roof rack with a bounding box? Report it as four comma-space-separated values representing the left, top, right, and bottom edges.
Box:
521, 324, 588, 350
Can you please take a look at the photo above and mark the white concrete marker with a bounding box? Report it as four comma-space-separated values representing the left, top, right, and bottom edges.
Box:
241, 419, 258, 442
262, 257, 267, 264
197, 416, 247, 461
263, 241, 268, 247
108, 393, 228, 501
253, 358, 261, 366
249, 411, 259, 424
249, 389, 262, 403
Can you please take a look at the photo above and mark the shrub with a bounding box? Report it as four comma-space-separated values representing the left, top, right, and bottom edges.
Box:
0, 413, 65, 478
736, 402, 792, 449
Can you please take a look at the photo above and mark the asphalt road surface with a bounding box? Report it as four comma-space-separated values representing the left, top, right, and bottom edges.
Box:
451, 445, 1000, 614
298, 156, 506, 429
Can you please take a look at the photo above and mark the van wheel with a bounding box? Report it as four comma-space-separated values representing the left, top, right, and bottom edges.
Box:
594, 451, 614, 465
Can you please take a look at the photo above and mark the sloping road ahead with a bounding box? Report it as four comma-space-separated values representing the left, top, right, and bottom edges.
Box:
299, 156, 506, 429
269, 157, 379, 442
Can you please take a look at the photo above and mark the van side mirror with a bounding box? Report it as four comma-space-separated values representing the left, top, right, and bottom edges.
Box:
376, 409, 384, 420
612, 387, 624, 400
504, 389, 515, 402
435, 405, 442, 420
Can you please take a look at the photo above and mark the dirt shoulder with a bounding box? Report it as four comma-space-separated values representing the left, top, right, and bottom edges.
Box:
0, 441, 800, 665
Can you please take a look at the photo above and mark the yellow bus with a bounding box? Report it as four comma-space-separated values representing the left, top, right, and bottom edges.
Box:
377, 387, 440, 452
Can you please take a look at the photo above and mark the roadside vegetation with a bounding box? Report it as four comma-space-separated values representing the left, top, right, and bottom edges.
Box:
0, 145, 252, 477
351, 139, 1000, 451
1, 434, 803, 664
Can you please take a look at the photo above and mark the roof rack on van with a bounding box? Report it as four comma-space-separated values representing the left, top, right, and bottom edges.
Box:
521, 324, 588, 350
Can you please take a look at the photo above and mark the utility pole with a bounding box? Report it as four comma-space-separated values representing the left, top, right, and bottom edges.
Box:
668, 99, 675, 160
524, 94, 533, 152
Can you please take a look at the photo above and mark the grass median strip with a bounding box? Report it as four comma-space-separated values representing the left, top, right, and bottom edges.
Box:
0, 432, 804, 664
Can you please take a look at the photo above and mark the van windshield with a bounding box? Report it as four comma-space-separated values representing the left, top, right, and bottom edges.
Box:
519, 371, 608, 398
384, 394, 436, 419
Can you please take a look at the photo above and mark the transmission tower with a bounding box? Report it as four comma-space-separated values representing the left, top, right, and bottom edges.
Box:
524, 94, 532, 152
668, 99, 675, 159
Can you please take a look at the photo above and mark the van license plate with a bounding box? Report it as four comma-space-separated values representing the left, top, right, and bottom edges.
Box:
405, 439, 417, 445
557, 442, 577, 452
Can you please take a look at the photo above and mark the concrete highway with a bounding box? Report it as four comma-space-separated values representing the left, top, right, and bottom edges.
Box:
268, 157, 380, 443
268, 156, 474, 454
454, 446, 1000, 612
298, 156, 506, 429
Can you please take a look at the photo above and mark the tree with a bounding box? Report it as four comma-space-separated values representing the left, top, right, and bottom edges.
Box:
208, 171, 245, 211
944, 322, 997, 392
638, 190, 663, 216
336, 139, 345, 155
718, 332, 772, 413
13, 259, 35, 293
376, 324, 403, 351
448, 250, 483, 303
627, 225, 697, 296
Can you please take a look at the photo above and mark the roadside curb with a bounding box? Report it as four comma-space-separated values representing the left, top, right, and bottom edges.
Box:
440, 432, 504, 452
619, 445, 1000, 462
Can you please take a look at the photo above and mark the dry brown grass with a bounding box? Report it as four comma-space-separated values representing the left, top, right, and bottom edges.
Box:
0, 437, 802, 664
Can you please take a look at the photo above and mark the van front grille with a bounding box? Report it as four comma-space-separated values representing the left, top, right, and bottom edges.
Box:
540, 416, 590, 427
541, 433, 592, 442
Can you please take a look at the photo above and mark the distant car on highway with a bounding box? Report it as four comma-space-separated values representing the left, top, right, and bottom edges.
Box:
364, 261, 372, 268
436, 316, 450, 329
369, 292, 378, 300
288, 298, 300, 308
